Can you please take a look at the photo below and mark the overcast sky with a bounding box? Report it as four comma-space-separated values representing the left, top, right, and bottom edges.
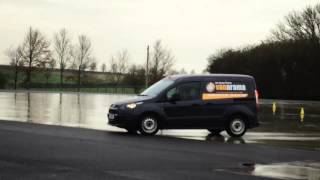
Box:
0, 0, 319, 73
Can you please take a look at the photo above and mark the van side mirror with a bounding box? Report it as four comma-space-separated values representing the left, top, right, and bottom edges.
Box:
169, 93, 180, 102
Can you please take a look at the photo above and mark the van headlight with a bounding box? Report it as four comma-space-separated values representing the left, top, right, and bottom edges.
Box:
126, 102, 143, 109
126, 103, 137, 109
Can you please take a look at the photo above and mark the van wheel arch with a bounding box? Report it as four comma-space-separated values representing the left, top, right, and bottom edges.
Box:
226, 112, 249, 125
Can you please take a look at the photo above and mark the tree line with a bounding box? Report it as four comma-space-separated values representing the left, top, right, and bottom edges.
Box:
207, 3, 320, 100
4, 27, 190, 90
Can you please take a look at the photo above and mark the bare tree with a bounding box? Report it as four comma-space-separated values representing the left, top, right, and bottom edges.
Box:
109, 49, 129, 86
123, 64, 146, 93
166, 69, 178, 75
271, 4, 320, 43
73, 35, 93, 90
109, 57, 118, 81
5, 46, 23, 89
148, 40, 175, 84
69, 54, 77, 70
179, 68, 187, 74
40, 59, 56, 85
21, 27, 51, 89
89, 61, 97, 71
54, 28, 72, 88
101, 63, 106, 72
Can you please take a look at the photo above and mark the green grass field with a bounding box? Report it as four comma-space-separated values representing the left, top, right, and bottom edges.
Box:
28, 87, 140, 94
0, 65, 143, 94
0, 65, 116, 84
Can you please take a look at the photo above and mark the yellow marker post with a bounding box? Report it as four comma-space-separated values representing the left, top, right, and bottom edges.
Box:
272, 102, 276, 115
300, 107, 305, 122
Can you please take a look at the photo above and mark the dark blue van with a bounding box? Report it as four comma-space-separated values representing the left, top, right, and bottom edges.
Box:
108, 74, 259, 137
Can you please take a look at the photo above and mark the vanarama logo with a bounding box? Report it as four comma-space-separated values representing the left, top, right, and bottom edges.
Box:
215, 84, 246, 91
203, 82, 248, 100
206, 82, 215, 93
206, 82, 246, 92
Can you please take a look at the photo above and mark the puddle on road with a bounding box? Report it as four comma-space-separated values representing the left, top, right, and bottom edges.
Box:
160, 130, 320, 151
243, 161, 320, 180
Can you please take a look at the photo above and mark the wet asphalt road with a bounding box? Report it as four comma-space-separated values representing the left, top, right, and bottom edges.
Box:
2, 91, 320, 151
1, 120, 320, 180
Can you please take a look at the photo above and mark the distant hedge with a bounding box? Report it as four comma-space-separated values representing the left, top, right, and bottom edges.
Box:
207, 40, 320, 100
0, 72, 7, 88
207, 4, 320, 100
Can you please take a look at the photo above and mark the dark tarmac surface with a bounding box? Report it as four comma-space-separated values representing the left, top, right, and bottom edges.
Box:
1, 120, 320, 180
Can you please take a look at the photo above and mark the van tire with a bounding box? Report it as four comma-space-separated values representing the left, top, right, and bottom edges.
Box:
139, 115, 159, 135
226, 115, 247, 137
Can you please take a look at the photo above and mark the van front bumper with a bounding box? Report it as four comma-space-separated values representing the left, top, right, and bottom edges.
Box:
108, 112, 138, 129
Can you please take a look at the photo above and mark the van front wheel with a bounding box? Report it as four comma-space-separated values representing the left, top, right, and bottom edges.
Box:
139, 116, 159, 135
226, 116, 247, 137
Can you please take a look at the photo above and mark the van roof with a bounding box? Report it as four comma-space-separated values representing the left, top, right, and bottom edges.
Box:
167, 74, 254, 81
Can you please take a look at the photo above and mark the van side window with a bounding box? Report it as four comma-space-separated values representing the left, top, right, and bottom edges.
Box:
166, 87, 177, 100
167, 82, 200, 101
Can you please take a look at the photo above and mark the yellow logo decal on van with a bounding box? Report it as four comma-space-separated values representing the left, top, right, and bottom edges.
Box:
203, 82, 248, 100
202, 93, 248, 100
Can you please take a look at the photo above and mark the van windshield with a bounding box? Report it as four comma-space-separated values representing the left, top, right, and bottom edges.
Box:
140, 79, 174, 97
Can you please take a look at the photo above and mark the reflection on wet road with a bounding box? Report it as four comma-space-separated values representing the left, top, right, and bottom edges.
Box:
249, 161, 320, 180
217, 161, 320, 180
0, 91, 320, 150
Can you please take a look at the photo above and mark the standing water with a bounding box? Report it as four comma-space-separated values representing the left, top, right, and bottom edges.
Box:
0, 91, 132, 131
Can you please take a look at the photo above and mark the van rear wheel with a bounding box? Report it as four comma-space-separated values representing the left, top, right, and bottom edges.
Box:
139, 116, 159, 135
226, 116, 247, 137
